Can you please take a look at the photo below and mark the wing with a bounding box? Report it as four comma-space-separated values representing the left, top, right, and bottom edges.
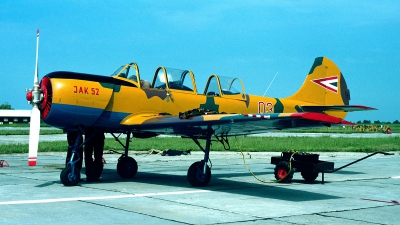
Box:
121, 111, 355, 138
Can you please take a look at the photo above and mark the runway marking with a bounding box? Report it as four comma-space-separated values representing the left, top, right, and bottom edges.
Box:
0, 190, 211, 205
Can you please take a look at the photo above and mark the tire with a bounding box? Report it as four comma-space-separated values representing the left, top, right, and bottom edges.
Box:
117, 156, 138, 178
187, 161, 211, 187
301, 171, 319, 182
60, 166, 80, 186
274, 161, 293, 183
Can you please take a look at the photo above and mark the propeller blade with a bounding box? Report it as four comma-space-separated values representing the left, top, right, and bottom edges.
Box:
28, 107, 40, 166
28, 29, 41, 166
34, 29, 39, 84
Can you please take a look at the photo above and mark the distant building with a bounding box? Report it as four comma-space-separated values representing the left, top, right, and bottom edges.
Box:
0, 110, 31, 124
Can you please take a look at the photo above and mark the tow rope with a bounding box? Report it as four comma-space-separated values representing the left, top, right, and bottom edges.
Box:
234, 137, 295, 183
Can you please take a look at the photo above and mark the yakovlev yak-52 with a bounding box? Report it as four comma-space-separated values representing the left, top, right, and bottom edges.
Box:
26, 30, 375, 186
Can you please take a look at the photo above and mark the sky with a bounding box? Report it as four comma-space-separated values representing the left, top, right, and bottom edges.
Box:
1, 0, 399, 123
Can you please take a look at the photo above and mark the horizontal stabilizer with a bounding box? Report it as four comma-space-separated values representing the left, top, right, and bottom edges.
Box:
301, 105, 377, 113
290, 112, 355, 125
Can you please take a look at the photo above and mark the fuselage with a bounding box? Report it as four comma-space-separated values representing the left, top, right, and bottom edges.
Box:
36, 58, 351, 133
39, 71, 303, 133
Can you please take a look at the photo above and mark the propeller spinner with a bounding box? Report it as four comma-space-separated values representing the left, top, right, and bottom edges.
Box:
26, 29, 42, 166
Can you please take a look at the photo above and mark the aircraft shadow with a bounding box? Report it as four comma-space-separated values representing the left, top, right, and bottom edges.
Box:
92, 168, 342, 202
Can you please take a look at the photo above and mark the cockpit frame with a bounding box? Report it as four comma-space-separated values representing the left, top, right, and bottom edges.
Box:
152, 66, 197, 93
111, 62, 247, 101
204, 74, 247, 101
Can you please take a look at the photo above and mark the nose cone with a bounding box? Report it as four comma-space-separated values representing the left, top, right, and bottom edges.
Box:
26, 91, 33, 102
39, 76, 52, 119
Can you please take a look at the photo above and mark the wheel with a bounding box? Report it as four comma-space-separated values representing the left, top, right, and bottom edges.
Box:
301, 171, 319, 182
117, 156, 138, 178
274, 161, 293, 183
187, 161, 211, 187
60, 166, 80, 186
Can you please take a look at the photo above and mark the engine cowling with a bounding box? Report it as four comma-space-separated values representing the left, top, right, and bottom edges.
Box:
38, 71, 115, 130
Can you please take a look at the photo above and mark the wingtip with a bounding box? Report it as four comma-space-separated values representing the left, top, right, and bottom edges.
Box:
353, 105, 378, 111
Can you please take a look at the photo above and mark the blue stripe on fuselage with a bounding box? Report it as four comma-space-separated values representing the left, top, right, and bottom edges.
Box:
94, 110, 131, 132
42, 103, 130, 131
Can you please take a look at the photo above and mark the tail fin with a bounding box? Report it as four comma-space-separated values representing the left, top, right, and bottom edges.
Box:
285, 57, 376, 119
289, 57, 350, 105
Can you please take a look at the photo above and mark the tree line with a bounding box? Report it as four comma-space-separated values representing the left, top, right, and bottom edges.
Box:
0, 102, 13, 110
357, 120, 399, 125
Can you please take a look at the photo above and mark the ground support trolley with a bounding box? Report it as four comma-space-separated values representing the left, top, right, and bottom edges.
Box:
271, 151, 393, 184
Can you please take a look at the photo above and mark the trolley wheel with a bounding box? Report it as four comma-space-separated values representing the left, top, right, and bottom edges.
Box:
117, 156, 138, 178
60, 166, 80, 186
187, 161, 211, 187
274, 161, 293, 183
301, 171, 319, 182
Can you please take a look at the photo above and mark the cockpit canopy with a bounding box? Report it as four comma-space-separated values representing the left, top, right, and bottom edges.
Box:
111, 62, 246, 99
152, 67, 197, 92
204, 75, 245, 97
111, 62, 140, 82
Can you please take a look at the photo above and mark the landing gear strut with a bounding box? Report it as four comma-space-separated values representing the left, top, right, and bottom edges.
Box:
187, 129, 213, 187
60, 128, 102, 186
112, 132, 138, 179
60, 128, 85, 186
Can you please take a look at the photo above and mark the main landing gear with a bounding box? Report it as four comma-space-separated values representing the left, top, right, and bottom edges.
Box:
111, 132, 138, 179
186, 131, 213, 187
112, 130, 214, 187
61, 131, 139, 186
61, 128, 215, 187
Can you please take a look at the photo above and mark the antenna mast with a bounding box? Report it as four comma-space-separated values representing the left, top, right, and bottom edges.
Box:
263, 72, 278, 97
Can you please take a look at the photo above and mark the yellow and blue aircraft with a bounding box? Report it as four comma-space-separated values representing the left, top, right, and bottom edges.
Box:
26, 30, 375, 186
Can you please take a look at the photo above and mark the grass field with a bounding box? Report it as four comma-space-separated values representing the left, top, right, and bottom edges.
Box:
1, 135, 399, 155
0, 123, 398, 135
0, 123, 399, 154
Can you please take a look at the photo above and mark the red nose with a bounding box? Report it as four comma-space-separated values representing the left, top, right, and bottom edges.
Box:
26, 91, 33, 101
